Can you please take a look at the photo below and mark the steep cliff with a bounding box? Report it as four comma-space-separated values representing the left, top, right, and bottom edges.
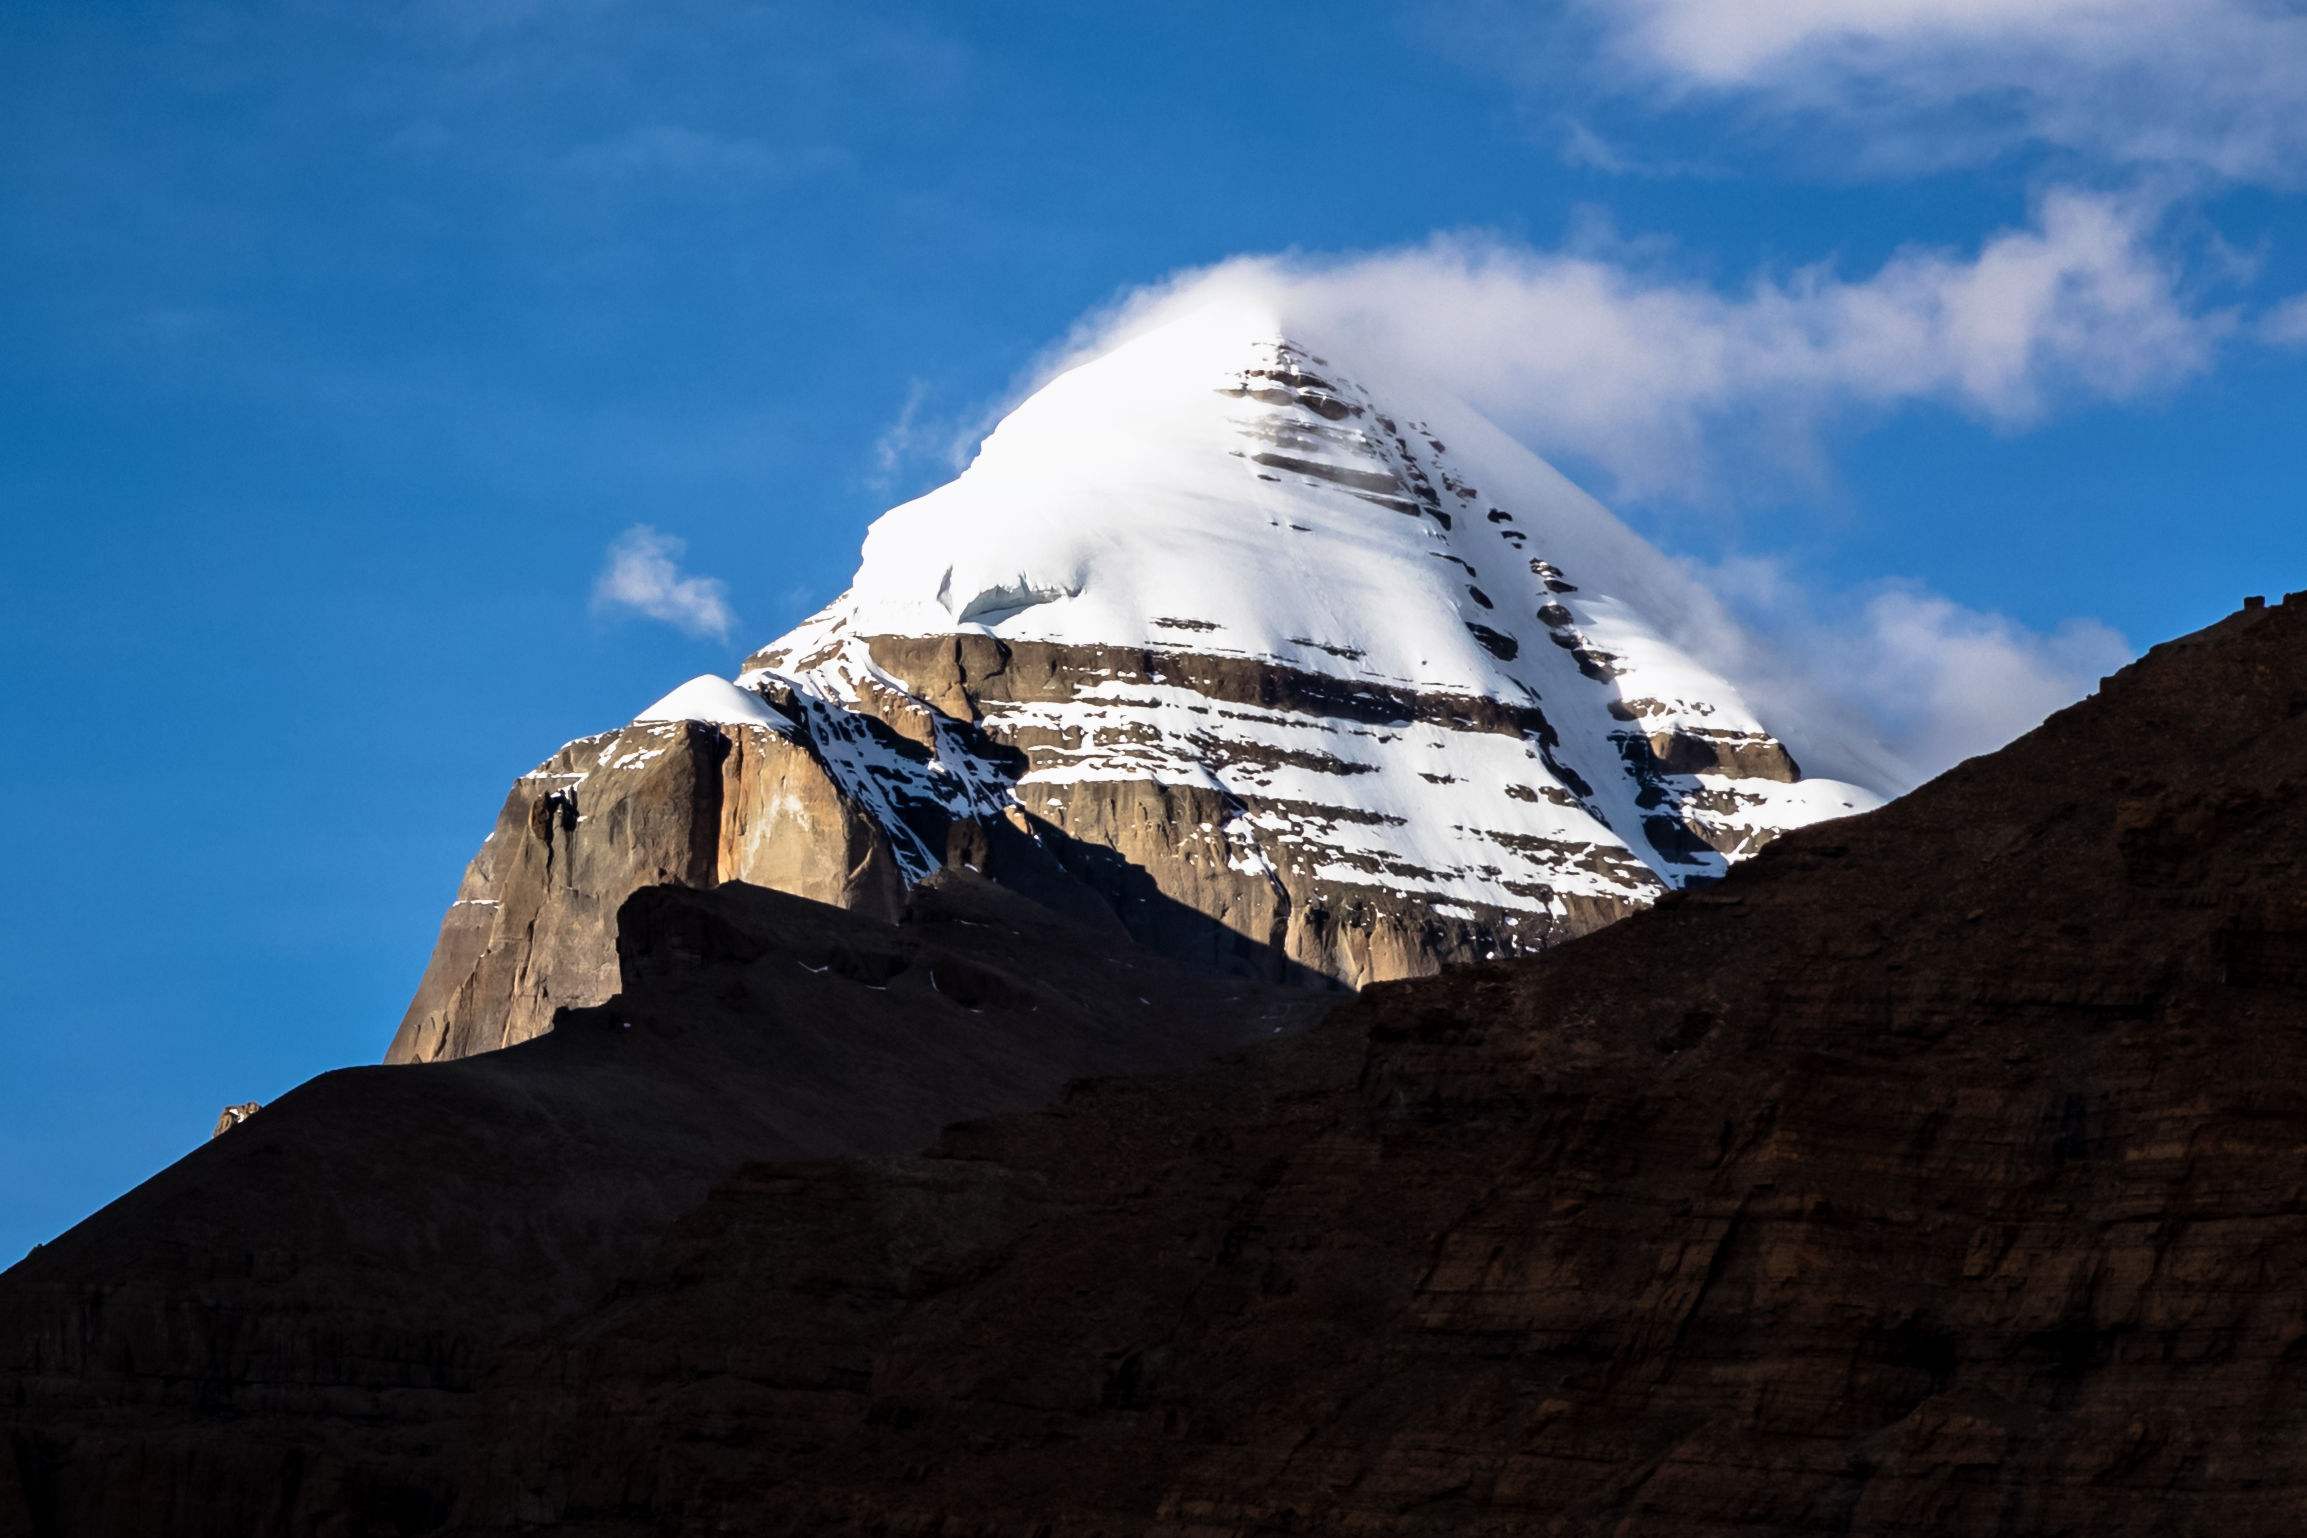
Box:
393, 309, 1883, 1063
388, 679, 911, 1063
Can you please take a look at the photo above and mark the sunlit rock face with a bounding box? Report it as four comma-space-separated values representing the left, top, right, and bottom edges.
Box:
386, 706, 910, 1065
391, 307, 1883, 1063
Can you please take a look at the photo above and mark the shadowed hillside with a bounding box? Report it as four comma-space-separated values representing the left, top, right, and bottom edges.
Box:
5, 594, 2305, 1536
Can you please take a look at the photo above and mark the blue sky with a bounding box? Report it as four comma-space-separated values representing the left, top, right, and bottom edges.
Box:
4, 0, 2305, 1260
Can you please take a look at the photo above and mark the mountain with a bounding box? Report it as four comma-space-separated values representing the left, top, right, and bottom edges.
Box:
5, 593, 2302, 1536
392, 306, 1882, 1064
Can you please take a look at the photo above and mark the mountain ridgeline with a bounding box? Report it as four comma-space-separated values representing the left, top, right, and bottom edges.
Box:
392, 310, 1882, 1064
7, 585, 2306, 1534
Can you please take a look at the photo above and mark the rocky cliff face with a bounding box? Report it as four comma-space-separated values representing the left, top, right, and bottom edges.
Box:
393, 309, 1883, 1064
388, 683, 911, 1063
7, 595, 2304, 1537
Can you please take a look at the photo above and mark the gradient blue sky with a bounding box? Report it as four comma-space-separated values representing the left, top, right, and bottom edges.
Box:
5, 0, 2305, 1261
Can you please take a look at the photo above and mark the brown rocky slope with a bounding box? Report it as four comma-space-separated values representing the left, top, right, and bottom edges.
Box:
6, 593, 2307, 1535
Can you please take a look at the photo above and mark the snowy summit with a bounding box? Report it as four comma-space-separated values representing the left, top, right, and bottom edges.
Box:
745, 304, 1885, 955
398, 304, 1894, 1065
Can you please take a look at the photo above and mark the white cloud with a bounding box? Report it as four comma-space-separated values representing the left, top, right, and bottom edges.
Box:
864, 379, 999, 498
1678, 559, 2134, 784
591, 525, 735, 641
865, 379, 952, 493
1579, 0, 2307, 182
2262, 293, 2307, 347
1002, 201, 2169, 784
1850, 587, 2132, 773
1047, 188, 2226, 502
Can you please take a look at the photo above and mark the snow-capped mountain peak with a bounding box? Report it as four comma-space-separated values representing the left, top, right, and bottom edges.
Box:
749, 308, 1881, 917
392, 308, 1886, 1063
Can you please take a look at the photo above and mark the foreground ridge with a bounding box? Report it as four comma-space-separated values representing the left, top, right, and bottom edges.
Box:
4, 593, 2303, 1534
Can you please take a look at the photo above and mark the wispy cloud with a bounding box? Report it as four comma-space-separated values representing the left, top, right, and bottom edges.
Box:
866, 379, 934, 492
2262, 293, 2307, 348
591, 525, 735, 641
1674, 557, 2134, 785
1563, 0, 2307, 184
1049, 188, 2229, 504
1849, 586, 2132, 775
1556, 118, 1717, 179
864, 379, 991, 498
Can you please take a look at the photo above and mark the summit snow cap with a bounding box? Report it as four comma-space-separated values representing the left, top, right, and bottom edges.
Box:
633, 675, 787, 729
837, 305, 1870, 773
747, 305, 1886, 918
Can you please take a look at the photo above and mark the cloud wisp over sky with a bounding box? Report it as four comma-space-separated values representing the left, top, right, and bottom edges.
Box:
592, 525, 737, 642
1508, 0, 2307, 183
1034, 188, 2232, 507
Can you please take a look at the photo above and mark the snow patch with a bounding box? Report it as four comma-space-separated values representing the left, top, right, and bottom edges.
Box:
632, 675, 789, 730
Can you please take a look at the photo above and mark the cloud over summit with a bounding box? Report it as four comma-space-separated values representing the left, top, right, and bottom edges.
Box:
1048, 189, 2222, 505
989, 192, 2195, 782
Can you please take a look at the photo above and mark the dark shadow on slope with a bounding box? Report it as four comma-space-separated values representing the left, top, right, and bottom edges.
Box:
0, 875, 1326, 1538
25, 598, 2307, 1534
970, 804, 1334, 989
962, 802, 1544, 994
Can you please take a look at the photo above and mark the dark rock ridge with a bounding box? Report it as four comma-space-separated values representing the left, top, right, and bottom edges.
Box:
6, 594, 2306, 1534
1, 875, 1318, 1538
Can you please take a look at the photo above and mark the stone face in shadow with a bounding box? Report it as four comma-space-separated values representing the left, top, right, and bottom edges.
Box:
0, 874, 1320, 1538
11, 600, 2307, 1536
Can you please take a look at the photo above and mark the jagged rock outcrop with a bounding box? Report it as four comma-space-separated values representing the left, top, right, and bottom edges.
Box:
395, 309, 1884, 1063
5, 594, 2304, 1536
207, 1103, 258, 1139
388, 691, 911, 1063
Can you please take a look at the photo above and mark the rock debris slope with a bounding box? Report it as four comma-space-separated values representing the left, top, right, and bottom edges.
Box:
5, 593, 2305, 1537
394, 306, 1881, 1063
